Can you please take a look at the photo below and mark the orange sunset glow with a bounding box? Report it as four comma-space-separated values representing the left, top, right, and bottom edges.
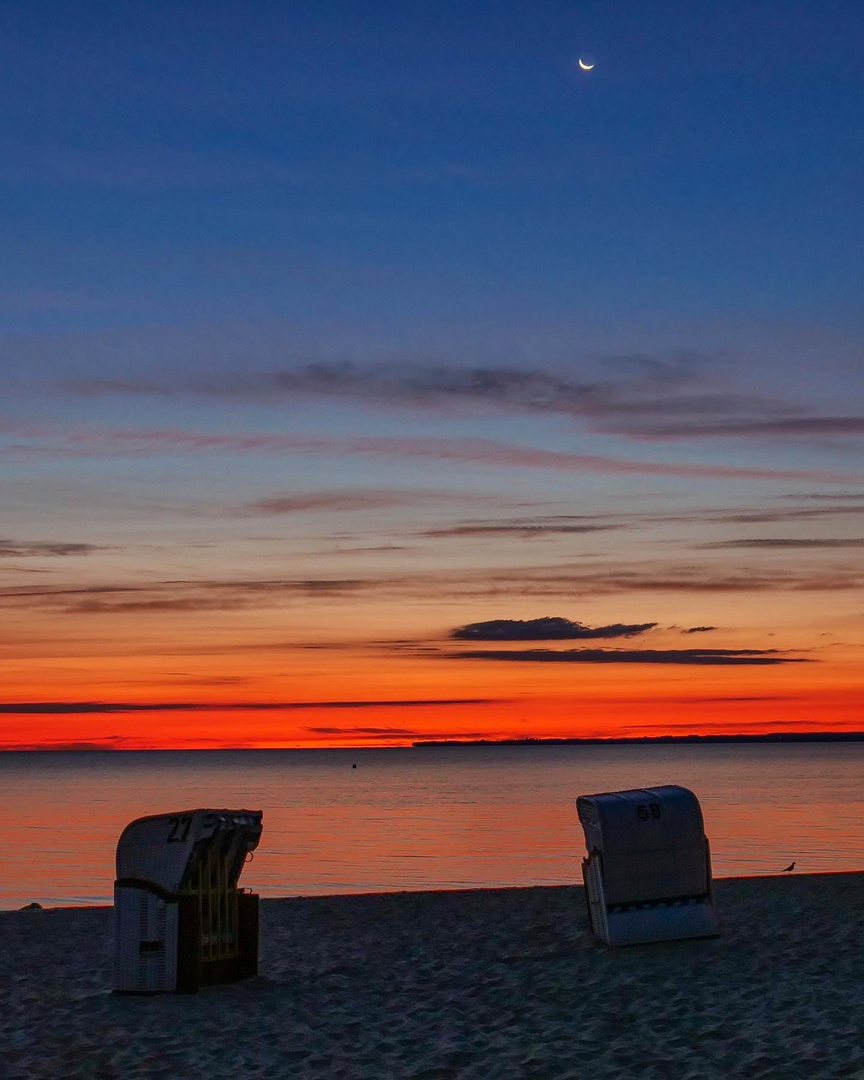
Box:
3, 549, 862, 749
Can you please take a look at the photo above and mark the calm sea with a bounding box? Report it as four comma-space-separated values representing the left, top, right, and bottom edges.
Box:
2, 743, 862, 908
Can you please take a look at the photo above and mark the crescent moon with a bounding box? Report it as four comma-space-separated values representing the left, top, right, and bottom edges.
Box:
578, 58, 594, 71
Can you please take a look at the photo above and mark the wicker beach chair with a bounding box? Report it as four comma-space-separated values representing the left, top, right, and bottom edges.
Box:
576, 785, 718, 946
114, 808, 262, 993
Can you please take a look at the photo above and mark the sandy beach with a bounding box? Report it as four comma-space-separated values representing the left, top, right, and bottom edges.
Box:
2, 873, 863, 1079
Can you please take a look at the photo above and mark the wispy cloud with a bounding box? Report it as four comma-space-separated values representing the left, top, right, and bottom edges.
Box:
422, 522, 626, 538
450, 616, 657, 641
698, 538, 864, 549
684, 626, 717, 633
703, 505, 864, 523
0, 737, 128, 751
789, 492, 864, 501
0, 540, 102, 558
623, 718, 853, 731
0, 736, 260, 751
638, 417, 864, 439
73, 356, 864, 443
303, 727, 497, 739
423, 504, 864, 540
0, 698, 505, 715
248, 490, 451, 515
441, 564, 864, 597
668, 695, 798, 703
2, 558, 862, 619
0, 578, 380, 615
4, 423, 855, 483
447, 647, 808, 666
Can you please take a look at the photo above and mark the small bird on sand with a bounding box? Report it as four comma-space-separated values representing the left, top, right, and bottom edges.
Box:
782, 862, 796, 873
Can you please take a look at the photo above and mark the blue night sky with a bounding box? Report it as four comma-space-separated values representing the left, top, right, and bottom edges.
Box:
1, 1, 862, 748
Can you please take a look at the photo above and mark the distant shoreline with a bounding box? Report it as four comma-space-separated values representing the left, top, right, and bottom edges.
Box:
413, 732, 864, 747
3, 732, 864, 754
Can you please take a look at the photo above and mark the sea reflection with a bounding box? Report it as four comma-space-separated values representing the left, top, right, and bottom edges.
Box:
2, 743, 863, 907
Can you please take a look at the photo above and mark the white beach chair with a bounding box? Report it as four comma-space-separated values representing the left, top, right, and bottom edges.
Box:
113, 808, 263, 993
576, 785, 718, 946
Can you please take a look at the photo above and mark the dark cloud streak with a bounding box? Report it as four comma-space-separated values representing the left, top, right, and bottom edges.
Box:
0, 698, 505, 715
247, 489, 477, 515
0, 540, 102, 558
450, 616, 657, 641
422, 523, 625, 538
698, 538, 864, 549
73, 357, 864, 444
448, 647, 808, 666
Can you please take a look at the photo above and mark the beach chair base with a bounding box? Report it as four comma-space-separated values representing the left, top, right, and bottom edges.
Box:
582, 852, 719, 946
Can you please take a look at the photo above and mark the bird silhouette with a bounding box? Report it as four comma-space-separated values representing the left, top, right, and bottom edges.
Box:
782, 861, 796, 873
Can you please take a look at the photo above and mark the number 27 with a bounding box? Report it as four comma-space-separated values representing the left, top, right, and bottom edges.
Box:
167, 816, 192, 843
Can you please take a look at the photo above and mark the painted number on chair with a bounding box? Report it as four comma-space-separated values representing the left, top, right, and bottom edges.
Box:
166, 816, 192, 843
636, 804, 662, 821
